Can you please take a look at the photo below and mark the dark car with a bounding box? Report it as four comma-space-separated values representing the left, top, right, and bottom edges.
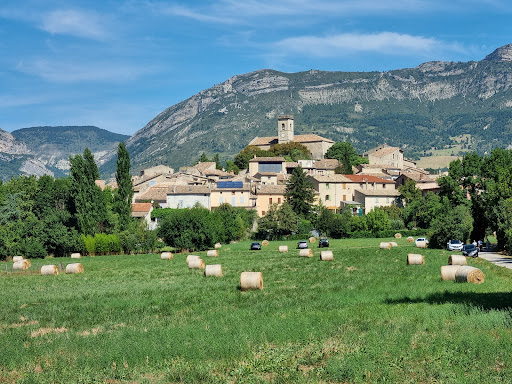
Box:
318, 238, 329, 248
297, 241, 308, 249
462, 244, 479, 258
250, 242, 261, 250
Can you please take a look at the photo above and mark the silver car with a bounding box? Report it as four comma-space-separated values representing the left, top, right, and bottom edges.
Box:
447, 239, 463, 251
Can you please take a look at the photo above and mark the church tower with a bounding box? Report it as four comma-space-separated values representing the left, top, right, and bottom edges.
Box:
277, 115, 294, 144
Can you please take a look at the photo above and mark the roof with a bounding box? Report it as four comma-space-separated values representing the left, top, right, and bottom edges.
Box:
248, 134, 334, 146
135, 184, 178, 201
255, 172, 279, 177
312, 159, 339, 169
194, 162, 217, 173
248, 136, 278, 146
370, 146, 402, 158
248, 156, 286, 163
131, 203, 152, 217
342, 174, 396, 184
310, 174, 352, 183
258, 185, 287, 194
398, 173, 439, 183
167, 185, 211, 194
211, 183, 251, 191
355, 189, 400, 197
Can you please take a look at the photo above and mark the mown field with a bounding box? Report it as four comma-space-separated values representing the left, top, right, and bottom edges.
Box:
1, 238, 512, 383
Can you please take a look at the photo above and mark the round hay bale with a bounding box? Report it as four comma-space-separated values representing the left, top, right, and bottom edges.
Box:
188, 258, 205, 269
278, 245, 288, 253
206, 250, 218, 257
66, 263, 84, 274
204, 264, 223, 277
262, 240, 269, 246
416, 241, 427, 248
70, 252, 81, 259
161, 252, 173, 260
309, 237, 316, 243
13, 260, 30, 270
440, 265, 462, 281
299, 249, 313, 257
448, 254, 467, 266
380, 242, 391, 250
389, 241, 398, 247
186, 255, 200, 263
214, 243, 222, 249
240, 272, 263, 291
407, 253, 424, 265
12, 256, 24, 262
455, 266, 485, 284
41, 265, 59, 275
394, 233, 402, 239
320, 250, 334, 261
406, 236, 414, 243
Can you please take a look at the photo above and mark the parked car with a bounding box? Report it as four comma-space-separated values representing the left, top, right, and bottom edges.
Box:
250, 242, 261, 250
447, 239, 463, 251
462, 243, 479, 258
318, 238, 329, 248
415, 237, 429, 246
297, 241, 308, 249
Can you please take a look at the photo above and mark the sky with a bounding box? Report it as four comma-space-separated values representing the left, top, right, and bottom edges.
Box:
1, 0, 511, 136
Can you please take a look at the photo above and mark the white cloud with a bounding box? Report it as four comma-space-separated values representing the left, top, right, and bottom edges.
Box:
16, 59, 159, 83
271, 32, 465, 58
40, 9, 109, 40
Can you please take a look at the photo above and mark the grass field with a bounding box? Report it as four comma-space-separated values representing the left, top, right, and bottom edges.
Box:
2, 238, 512, 383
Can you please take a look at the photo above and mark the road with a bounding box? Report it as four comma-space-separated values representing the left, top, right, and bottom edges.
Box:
478, 250, 512, 270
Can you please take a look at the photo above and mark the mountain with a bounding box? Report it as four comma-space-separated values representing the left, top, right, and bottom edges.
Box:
0, 126, 129, 180
98, 44, 512, 176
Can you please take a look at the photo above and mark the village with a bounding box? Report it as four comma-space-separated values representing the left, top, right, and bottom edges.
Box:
121, 115, 440, 228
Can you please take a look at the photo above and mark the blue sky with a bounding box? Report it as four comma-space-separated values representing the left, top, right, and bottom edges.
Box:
1, 0, 511, 136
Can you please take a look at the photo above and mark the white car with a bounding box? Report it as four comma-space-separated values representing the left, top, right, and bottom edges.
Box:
415, 237, 429, 246
446, 239, 463, 251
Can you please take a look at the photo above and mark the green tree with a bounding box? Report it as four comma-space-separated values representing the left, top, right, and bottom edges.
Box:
325, 142, 368, 174
256, 202, 298, 240
114, 143, 133, 230
285, 166, 315, 218
398, 179, 422, 205
224, 160, 240, 174
428, 204, 474, 248
198, 152, 209, 163
213, 153, 222, 170
366, 207, 391, 233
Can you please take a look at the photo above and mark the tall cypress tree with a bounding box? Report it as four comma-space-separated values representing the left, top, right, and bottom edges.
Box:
114, 142, 133, 230
285, 166, 315, 218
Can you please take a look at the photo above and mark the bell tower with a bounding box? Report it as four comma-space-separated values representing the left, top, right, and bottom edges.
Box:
277, 115, 294, 144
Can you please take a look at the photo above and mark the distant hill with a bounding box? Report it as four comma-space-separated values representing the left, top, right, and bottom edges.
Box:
97, 44, 512, 176
0, 126, 129, 180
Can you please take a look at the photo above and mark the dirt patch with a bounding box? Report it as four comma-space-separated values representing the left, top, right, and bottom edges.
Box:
78, 327, 102, 337
30, 327, 68, 338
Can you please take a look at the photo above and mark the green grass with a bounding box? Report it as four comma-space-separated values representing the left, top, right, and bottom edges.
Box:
1, 237, 512, 383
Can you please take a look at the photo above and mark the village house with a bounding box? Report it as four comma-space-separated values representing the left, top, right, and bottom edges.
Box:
309, 174, 398, 213
248, 115, 335, 159
254, 184, 287, 217
166, 185, 211, 209
210, 181, 255, 210
248, 157, 286, 177
395, 173, 441, 196
131, 202, 156, 229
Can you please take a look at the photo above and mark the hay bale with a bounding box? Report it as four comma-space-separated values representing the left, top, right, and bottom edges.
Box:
416, 241, 427, 248
440, 265, 462, 281
395, 233, 402, 239
448, 254, 467, 266
66, 263, 84, 274
188, 258, 205, 269
407, 253, 424, 265
186, 255, 200, 263
70, 253, 81, 259
12, 256, 24, 262
240, 272, 263, 291
299, 249, 313, 257
278, 245, 288, 253
204, 264, 222, 277
389, 241, 398, 247
380, 242, 391, 250
309, 237, 316, 243
206, 250, 218, 257
214, 243, 222, 249
262, 240, 269, 246
41, 265, 59, 275
320, 250, 334, 261
13, 260, 30, 270
455, 266, 485, 284
161, 252, 173, 260
406, 236, 414, 243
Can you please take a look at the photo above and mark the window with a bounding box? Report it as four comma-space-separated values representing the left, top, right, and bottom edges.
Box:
375, 197, 379, 203
326, 183, 330, 190
325, 195, 330, 201
269, 198, 272, 204
219, 196, 223, 204
386, 197, 390, 203
240, 195, 245, 204
278, 198, 281, 204
262, 211, 266, 216
282, 123, 285, 130
343, 195, 346, 201
383, 183, 386, 189
342, 183, 346, 189
231, 196, 236, 206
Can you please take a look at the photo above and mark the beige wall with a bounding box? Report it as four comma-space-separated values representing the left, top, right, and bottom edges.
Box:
256, 194, 285, 217
210, 189, 253, 209
354, 191, 397, 214
368, 149, 403, 168
302, 141, 334, 160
